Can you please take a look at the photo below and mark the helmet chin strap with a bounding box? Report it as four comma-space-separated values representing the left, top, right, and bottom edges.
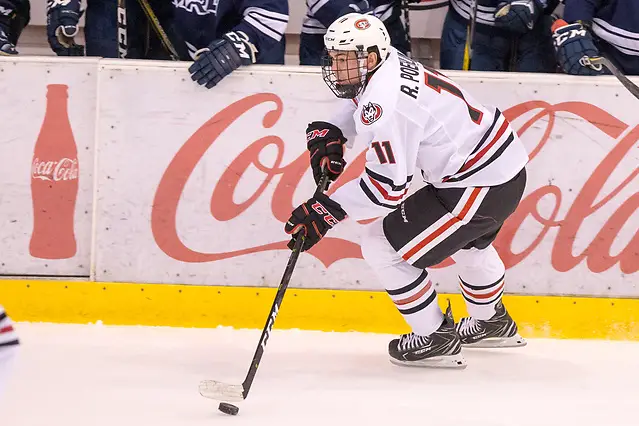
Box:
357, 54, 369, 93
358, 50, 385, 95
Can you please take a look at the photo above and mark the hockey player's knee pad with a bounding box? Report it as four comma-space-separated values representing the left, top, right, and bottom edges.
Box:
451, 245, 504, 273
361, 219, 399, 269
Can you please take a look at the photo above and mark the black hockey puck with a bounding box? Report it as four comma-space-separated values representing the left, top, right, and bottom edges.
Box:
218, 402, 239, 416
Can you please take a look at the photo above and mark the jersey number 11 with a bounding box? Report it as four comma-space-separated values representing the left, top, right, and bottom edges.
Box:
372, 141, 396, 164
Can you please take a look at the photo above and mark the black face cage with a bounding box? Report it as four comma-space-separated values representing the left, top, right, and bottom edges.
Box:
321, 49, 369, 99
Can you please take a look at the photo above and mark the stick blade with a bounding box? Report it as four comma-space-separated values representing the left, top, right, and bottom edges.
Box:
198, 380, 245, 402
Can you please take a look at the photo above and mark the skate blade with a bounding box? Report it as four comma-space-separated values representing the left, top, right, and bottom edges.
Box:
463, 333, 527, 348
390, 353, 467, 369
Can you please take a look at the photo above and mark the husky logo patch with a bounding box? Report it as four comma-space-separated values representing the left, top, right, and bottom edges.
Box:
172, 0, 219, 16
361, 102, 383, 125
354, 19, 371, 30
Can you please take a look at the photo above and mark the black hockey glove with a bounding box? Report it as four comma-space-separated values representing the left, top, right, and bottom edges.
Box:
285, 193, 347, 252
0, 28, 16, 55
306, 121, 348, 185
494, 0, 543, 34
0, 0, 24, 56
552, 20, 602, 76
46, 0, 84, 56
188, 31, 258, 89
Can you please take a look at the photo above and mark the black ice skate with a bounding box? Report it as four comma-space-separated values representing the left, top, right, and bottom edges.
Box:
456, 301, 526, 348
388, 302, 466, 369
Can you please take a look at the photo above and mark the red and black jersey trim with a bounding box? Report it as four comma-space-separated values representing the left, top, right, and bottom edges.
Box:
361, 169, 413, 209
443, 133, 515, 183
360, 180, 398, 209
470, 109, 501, 156
365, 168, 413, 191
442, 109, 515, 184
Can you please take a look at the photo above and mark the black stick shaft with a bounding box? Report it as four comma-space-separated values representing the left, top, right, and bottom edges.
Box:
466, 0, 478, 70
401, 0, 412, 58
136, 0, 180, 61
599, 57, 639, 100
240, 174, 330, 399
117, 0, 127, 59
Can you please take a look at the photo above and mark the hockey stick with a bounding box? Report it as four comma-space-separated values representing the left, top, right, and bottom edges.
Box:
462, 0, 478, 70
508, 38, 519, 71
401, 0, 412, 58
199, 173, 331, 402
136, 0, 180, 61
589, 56, 639, 100
117, 0, 127, 58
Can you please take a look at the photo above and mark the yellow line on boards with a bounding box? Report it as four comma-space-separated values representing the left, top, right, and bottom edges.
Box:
1, 279, 638, 340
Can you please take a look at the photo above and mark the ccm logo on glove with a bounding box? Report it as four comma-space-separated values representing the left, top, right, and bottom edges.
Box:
311, 202, 341, 226
306, 129, 330, 141
305, 121, 347, 185
553, 28, 588, 47
285, 193, 347, 251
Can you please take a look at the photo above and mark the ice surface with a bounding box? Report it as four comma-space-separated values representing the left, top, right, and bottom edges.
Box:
1, 323, 638, 426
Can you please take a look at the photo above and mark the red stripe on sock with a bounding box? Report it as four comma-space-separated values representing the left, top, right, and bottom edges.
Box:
460, 280, 505, 299
0, 325, 14, 334
394, 281, 433, 306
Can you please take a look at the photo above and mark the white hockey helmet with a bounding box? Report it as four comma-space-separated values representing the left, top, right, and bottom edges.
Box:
322, 13, 391, 99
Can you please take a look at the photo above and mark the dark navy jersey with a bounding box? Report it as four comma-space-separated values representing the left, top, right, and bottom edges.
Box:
300, 0, 408, 64
302, 1, 401, 35
450, 0, 559, 26
564, 0, 639, 60
172, 0, 288, 61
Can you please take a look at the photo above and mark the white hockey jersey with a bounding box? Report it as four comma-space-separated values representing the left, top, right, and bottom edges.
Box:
330, 48, 528, 221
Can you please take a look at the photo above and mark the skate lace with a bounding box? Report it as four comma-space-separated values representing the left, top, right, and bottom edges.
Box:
458, 317, 482, 337
398, 333, 429, 351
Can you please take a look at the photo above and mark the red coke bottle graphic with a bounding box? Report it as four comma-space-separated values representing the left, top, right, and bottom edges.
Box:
30, 84, 79, 259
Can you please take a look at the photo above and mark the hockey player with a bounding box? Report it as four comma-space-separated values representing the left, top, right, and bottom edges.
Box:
0, 306, 18, 348
0, 0, 29, 56
300, 0, 409, 66
552, 0, 639, 76
0, 305, 19, 400
46, 0, 86, 56
47, 1, 187, 59
285, 13, 527, 368
46, 0, 289, 89
180, 0, 289, 89
440, 0, 559, 71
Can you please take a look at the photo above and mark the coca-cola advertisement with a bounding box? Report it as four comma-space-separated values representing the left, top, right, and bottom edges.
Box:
0, 58, 96, 275
93, 64, 638, 297
30, 84, 80, 260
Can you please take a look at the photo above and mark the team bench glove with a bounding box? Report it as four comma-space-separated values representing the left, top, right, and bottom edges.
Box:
189, 31, 258, 89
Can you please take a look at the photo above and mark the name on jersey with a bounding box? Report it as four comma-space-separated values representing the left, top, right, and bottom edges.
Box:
398, 53, 420, 100
173, 0, 219, 16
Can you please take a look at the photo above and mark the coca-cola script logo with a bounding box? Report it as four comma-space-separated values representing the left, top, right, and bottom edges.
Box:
31, 157, 79, 182
152, 94, 639, 275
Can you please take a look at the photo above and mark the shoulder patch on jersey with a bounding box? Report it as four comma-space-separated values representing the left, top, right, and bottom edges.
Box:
361, 102, 383, 125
